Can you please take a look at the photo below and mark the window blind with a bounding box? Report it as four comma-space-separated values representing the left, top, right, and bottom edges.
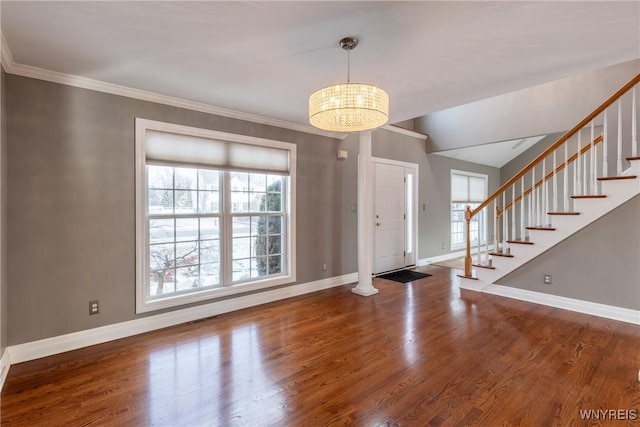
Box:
145, 130, 290, 174
451, 173, 486, 203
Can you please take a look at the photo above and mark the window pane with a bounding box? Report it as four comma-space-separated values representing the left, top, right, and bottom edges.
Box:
268, 235, 281, 255
232, 259, 250, 282
230, 172, 249, 191
232, 217, 251, 237
200, 217, 220, 240
149, 189, 173, 214
232, 237, 251, 259
249, 174, 266, 192
268, 255, 282, 275
149, 219, 174, 244
176, 241, 199, 266
265, 193, 281, 212
148, 165, 173, 189
175, 266, 199, 292
231, 192, 249, 213
200, 264, 220, 287
150, 268, 175, 296
268, 216, 282, 234
200, 240, 220, 264
251, 257, 267, 278
198, 191, 219, 213
198, 170, 219, 191
250, 192, 266, 211
174, 167, 197, 190
253, 236, 267, 258
267, 175, 282, 192
149, 243, 174, 271
175, 218, 198, 242
175, 190, 197, 214
251, 216, 266, 236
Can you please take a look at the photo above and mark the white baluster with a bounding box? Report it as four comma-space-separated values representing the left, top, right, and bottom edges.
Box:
476, 207, 481, 266
520, 178, 525, 240
552, 150, 558, 212
578, 131, 587, 196
485, 205, 490, 265
576, 131, 582, 196
493, 203, 500, 258
511, 185, 516, 241
564, 141, 569, 211
542, 157, 547, 226
583, 128, 588, 196
502, 192, 508, 253
530, 169, 535, 227
603, 110, 608, 177
617, 100, 623, 175
591, 120, 597, 194
633, 84, 637, 158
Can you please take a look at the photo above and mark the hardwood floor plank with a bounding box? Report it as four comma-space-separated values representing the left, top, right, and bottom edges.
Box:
1, 265, 639, 426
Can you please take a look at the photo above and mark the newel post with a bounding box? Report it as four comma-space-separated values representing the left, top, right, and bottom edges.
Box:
464, 206, 472, 277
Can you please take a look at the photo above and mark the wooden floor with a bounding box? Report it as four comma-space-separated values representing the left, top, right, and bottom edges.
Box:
2, 266, 639, 426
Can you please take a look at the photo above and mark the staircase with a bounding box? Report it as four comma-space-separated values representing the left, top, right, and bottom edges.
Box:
458, 73, 640, 293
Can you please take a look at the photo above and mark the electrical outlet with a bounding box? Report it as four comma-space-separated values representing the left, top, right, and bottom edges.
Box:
441, 243, 445, 250
322, 263, 327, 271
89, 300, 99, 315
543, 275, 552, 285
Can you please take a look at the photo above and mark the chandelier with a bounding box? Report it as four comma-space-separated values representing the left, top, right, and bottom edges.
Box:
309, 37, 389, 132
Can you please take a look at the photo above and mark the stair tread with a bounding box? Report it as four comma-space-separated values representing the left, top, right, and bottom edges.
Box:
548, 212, 580, 215
472, 263, 496, 270
598, 175, 637, 181
571, 195, 607, 199
507, 239, 534, 245
526, 226, 556, 231
457, 274, 478, 280
489, 251, 514, 258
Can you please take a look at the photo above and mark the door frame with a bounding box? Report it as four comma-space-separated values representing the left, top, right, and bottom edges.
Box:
372, 157, 419, 274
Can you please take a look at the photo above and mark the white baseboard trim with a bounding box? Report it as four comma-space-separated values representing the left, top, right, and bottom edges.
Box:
8, 273, 357, 365
0, 349, 10, 391
483, 284, 640, 325
419, 245, 495, 266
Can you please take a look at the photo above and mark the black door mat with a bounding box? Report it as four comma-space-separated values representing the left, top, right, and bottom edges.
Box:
377, 270, 432, 283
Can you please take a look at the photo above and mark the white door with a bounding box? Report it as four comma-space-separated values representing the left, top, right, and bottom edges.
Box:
374, 163, 406, 273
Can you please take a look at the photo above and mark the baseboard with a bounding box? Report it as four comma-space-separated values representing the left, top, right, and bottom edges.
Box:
419, 245, 495, 266
483, 284, 640, 325
8, 273, 357, 365
0, 349, 10, 390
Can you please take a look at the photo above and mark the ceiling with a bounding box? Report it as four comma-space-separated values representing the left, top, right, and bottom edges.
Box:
432, 135, 547, 168
2, 1, 639, 130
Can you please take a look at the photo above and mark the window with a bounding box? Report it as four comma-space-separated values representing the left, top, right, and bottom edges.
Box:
451, 170, 487, 250
136, 119, 296, 313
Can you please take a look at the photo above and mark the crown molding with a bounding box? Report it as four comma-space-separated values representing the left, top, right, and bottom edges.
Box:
0, 34, 346, 140
381, 124, 428, 140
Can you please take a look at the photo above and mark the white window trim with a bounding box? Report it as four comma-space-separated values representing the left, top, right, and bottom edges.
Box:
135, 118, 297, 314
450, 169, 488, 251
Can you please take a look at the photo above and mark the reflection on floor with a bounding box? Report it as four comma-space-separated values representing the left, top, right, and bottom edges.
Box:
431, 256, 465, 270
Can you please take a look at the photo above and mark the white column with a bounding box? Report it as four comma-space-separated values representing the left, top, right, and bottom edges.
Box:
353, 131, 379, 297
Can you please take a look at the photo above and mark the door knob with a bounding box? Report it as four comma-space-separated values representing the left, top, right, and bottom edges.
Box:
376, 222, 381, 226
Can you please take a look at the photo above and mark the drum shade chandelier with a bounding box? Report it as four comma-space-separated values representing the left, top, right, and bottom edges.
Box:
309, 37, 389, 132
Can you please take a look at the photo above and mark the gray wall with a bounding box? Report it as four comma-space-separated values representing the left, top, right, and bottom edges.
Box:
1, 68, 6, 352
496, 195, 640, 310
416, 60, 640, 152
6, 74, 355, 345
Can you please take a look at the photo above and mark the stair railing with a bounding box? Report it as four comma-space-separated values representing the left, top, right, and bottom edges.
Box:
463, 73, 640, 278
